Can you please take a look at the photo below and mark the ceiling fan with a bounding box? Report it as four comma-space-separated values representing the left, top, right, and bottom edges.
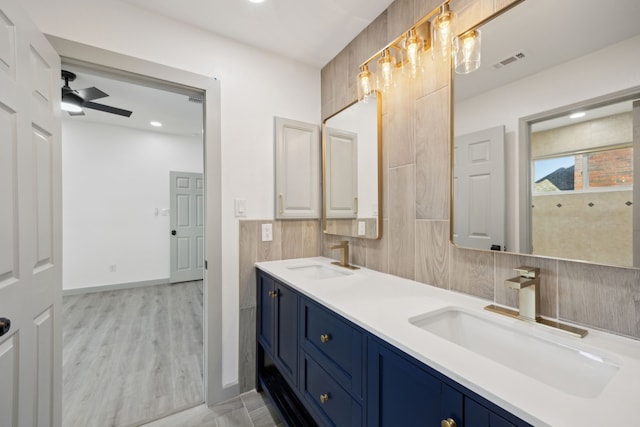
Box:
61, 70, 133, 117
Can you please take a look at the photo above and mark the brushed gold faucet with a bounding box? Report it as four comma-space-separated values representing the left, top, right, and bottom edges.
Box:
504, 266, 540, 321
485, 266, 588, 337
329, 240, 359, 270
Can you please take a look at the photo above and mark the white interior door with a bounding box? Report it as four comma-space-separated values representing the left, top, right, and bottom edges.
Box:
0, 1, 62, 426
453, 126, 505, 251
324, 127, 358, 218
170, 171, 204, 283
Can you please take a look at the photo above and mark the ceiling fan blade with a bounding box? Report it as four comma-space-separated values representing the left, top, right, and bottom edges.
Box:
77, 87, 108, 102
83, 101, 133, 117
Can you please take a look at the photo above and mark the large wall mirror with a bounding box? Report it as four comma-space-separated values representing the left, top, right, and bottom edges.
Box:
323, 93, 382, 239
453, 0, 640, 268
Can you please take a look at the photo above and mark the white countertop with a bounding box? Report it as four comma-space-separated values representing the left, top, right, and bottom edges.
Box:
255, 257, 640, 427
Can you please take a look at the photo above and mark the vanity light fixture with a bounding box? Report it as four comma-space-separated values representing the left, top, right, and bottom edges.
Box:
356, 1, 464, 101
432, 3, 456, 60
404, 28, 425, 79
453, 29, 481, 74
357, 64, 375, 101
377, 49, 396, 92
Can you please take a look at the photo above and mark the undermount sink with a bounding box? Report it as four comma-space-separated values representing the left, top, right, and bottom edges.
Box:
287, 263, 353, 280
409, 307, 620, 398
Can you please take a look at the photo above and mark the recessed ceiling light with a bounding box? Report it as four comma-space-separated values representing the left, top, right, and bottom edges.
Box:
569, 112, 586, 119
248, 0, 265, 3
150, 121, 163, 127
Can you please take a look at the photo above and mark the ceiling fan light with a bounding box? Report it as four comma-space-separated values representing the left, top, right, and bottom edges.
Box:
61, 101, 82, 113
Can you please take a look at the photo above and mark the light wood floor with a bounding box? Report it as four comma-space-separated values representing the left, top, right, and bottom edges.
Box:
63, 281, 204, 427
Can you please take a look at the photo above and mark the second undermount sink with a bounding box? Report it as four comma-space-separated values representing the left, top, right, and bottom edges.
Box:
287, 263, 353, 280
409, 307, 620, 398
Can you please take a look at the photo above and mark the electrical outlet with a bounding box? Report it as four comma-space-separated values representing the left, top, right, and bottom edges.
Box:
358, 221, 366, 236
261, 223, 273, 242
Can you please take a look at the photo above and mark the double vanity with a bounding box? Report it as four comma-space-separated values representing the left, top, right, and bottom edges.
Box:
256, 257, 640, 427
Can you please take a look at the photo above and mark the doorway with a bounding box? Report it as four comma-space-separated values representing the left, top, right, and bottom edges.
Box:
60, 62, 206, 425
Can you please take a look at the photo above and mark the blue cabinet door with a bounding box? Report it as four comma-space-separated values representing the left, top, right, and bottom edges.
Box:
257, 273, 275, 355
367, 339, 463, 427
465, 396, 517, 427
275, 282, 298, 386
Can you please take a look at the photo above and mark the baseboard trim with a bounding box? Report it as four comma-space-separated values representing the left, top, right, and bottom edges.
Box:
62, 278, 171, 296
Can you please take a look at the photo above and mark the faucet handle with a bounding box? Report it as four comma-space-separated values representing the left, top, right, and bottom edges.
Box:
513, 266, 539, 279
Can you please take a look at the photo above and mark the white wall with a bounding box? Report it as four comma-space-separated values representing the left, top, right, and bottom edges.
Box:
21, 0, 321, 387
62, 120, 203, 291
454, 35, 640, 252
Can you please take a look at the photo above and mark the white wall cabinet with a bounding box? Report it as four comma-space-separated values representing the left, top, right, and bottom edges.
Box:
324, 127, 358, 219
274, 117, 320, 219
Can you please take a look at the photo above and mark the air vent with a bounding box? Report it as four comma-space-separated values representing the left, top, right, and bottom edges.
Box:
188, 95, 203, 104
493, 52, 527, 69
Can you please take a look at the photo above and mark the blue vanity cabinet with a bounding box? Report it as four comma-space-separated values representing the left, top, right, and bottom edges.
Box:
257, 271, 299, 387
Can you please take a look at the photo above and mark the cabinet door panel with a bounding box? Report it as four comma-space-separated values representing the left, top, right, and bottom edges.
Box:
257, 273, 275, 354
465, 397, 516, 427
367, 339, 462, 427
275, 283, 298, 386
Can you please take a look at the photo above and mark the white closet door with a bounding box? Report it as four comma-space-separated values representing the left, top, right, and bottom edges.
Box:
0, 1, 62, 426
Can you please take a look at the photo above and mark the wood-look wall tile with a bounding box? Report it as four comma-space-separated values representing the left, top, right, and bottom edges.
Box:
494, 0, 520, 13
415, 87, 450, 220
415, 220, 449, 289
256, 221, 282, 262
386, 0, 414, 42
238, 307, 256, 394
414, 47, 450, 99
494, 253, 558, 318
414, 0, 444, 21
385, 88, 415, 168
450, 247, 494, 299
558, 262, 640, 339
302, 220, 321, 257
351, 238, 367, 267
389, 165, 416, 279
453, 0, 494, 34
282, 220, 304, 259
366, 220, 389, 273
239, 221, 258, 309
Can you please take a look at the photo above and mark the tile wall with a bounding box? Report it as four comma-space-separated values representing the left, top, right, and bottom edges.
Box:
238, 0, 640, 393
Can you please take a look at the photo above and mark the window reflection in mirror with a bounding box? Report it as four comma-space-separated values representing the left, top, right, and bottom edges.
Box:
452, 0, 640, 268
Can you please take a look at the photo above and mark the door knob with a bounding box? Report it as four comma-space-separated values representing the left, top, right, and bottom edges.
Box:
441, 418, 457, 427
0, 318, 11, 337
171, 230, 177, 235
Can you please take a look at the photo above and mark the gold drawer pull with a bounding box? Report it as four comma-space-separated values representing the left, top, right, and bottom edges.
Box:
441, 418, 457, 427
320, 334, 330, 343
320, 393, 329, 404
268, 290, 277, 298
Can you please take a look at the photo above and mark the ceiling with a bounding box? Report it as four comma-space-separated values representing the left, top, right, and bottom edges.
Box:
117, 0, 396, 68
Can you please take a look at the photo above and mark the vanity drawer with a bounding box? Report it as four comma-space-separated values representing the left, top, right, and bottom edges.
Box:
301, 299, 364, 396
301, 352, 362, 427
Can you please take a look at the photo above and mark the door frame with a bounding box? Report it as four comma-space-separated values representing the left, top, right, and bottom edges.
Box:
49, 36, 236, 404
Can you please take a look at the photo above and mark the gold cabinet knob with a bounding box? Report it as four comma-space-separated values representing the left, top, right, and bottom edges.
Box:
268, 290, 277, 298
441, 418, 457, 427
320, 334, 330, 343
319, 393, 329, 404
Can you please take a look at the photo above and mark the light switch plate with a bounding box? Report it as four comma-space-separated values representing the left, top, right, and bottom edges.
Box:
261, 223, 273, 242
234, 198, 247, 217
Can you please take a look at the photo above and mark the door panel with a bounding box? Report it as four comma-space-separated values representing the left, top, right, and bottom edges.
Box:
454, 126, 505, 250
170, 171, 204, 283
0, 2, 61, 427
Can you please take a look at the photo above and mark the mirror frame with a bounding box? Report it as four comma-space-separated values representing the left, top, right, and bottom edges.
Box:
322, 92, 383, 239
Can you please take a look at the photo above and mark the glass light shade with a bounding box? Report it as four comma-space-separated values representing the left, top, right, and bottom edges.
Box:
357, 65, 375, 101
432, 4, 456, 60
454, 30, 481, 74
377, 49, 395, 92
404, 29, 423, 79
